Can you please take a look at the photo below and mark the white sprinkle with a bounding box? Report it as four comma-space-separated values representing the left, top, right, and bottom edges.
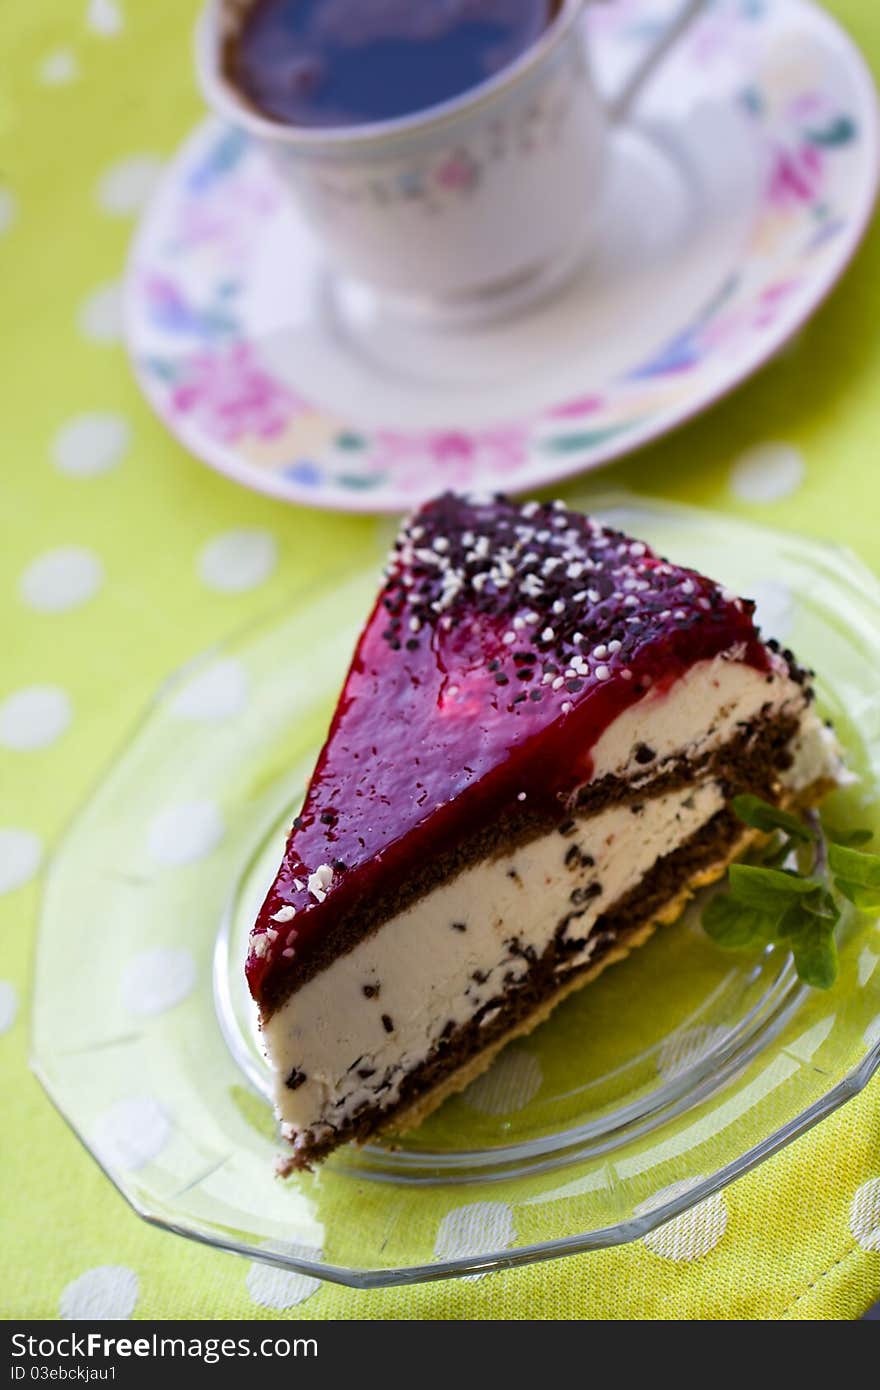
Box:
681, 579, 695, 595
282, 948, 295, 959
630, 542, 646, 557
587, 589, 600, 604
536, 530, 550, 543
513, 616, 525, 630
621, 669, 633, 680
433, 536, 450, 553
593, 644, 608, 659
673, 609, 687, 621
541, 627, 554, 642
447, 684, 459, 697
517, 792, 527, 802
551, 599, 565, 615
561, 701, 572, 713
698, 597, 712, 610
409, 616, 421, 633
659, 609, 671, 621
265, 927, 278, 943
521, 501, 539, 518
292, 878, 304, 892
566, 563, 583, 580
572, 632, 583, 645
502, 631, 516, 645
595, 664, 610, 681
251, 935, 268, 958
307, 864, 334, 900
608, 639, 621, 653
624, 595, 639, 608
552, 676, 565, 690
270, 905, 296, 923
542, 672, 553, 686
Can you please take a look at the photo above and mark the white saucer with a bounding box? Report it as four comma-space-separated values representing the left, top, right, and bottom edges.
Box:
125, 0, 878, 512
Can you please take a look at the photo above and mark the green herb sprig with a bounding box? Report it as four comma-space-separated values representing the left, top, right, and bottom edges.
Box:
701, 795, 880, 989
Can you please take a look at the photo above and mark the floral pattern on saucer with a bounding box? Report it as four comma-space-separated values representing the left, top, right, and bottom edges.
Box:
125, 0, 878, 511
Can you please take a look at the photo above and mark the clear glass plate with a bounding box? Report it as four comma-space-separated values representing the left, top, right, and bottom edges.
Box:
32, 496, 880, 1286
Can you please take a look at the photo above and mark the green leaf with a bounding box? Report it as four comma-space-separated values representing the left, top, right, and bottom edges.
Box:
801, 888, 840, 922
542, 423, 639, 454
777, 901, 808, 940
728, 863, 821, 910
791, 921, 839, 990
732, 794, 813, 842
823, 824, 874, 848
805, 115, 857, 148
828, 842, 880, 889
702, 894, 777, 950
834, 880, 880, 912
760, 836, 798, 869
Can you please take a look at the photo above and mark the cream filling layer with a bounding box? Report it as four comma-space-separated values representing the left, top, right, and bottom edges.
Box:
590, 648, 797, 782
270, 779, 726, 1146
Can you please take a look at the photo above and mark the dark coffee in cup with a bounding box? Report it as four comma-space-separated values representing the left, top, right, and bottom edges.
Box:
224, 0, 561, 129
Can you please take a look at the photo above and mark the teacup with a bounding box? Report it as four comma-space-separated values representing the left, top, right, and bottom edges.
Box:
196, 0, 708, 324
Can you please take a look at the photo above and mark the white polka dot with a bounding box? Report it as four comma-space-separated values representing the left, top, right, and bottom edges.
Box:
434, 1201, 515, 1277
657, 1025, 729, 1082
87, 0, 124, 37
748, 578, 795, 642
120, 948, 196, 1017
858, 946, 878, 988
96, 153, 162, 216
198, 530, 278, 594
637, 1178, 729, 1261
0, 685, 72, 752
94, 1097, 171, 1171
19, 546, 103, 613
53, 412, 129, 477
0, 828, 42, 895
0, 982, 19, 1034
729, 443, 805, 503
60, 1266, 138, 1321
0, 187, 17, 236
170, 658, 249, 722
77, 284, 123, 344
850, 1177, 880, 1252
38, 49, 79, 84
246, 1244, 323, 1309
462, 1048, 542, 1115
148, 800, 225, 866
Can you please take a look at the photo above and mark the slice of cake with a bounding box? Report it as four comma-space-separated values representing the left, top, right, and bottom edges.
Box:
247, 494, 838, 1170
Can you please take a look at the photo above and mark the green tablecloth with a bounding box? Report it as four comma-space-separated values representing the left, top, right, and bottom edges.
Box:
2, 0, 879, 1320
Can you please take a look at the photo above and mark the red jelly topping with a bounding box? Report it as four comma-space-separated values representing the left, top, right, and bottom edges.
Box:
247, 493, 769, 1003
